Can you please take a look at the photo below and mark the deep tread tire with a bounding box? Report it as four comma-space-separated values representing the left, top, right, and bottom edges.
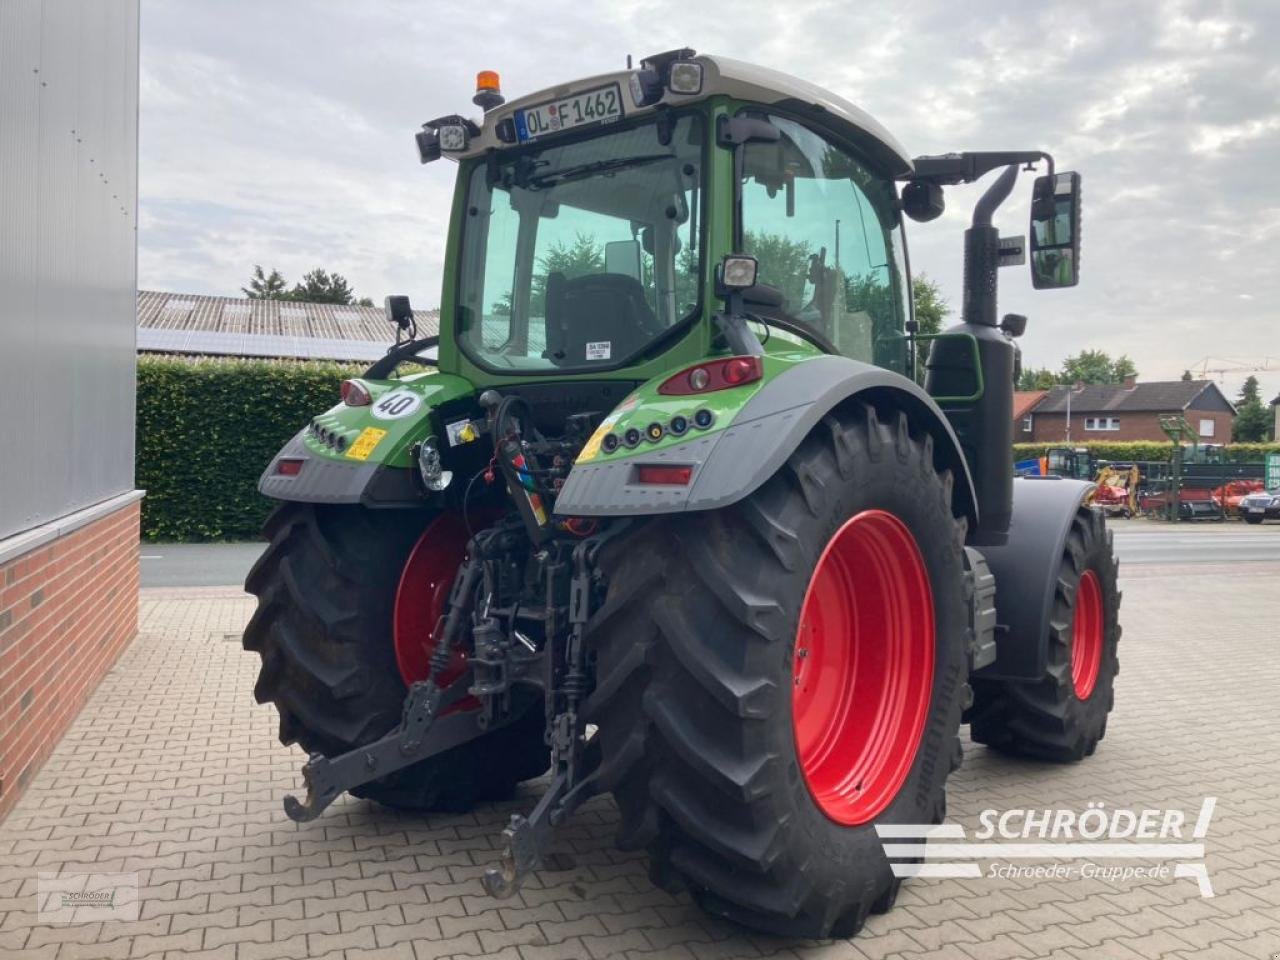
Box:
969, 506, 1121, 762
243, 503, 548, 811
584, 404, 970, 938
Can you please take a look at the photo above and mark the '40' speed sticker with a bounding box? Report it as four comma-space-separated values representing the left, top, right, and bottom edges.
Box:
370, 389, 423, 421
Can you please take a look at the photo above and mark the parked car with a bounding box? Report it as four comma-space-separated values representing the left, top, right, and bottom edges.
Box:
1239, 488, 1280, 524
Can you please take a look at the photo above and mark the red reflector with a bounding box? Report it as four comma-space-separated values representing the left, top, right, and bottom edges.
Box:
658, 356, 763, 395
341, 379, 372, 406
636, 465, 693, 485
276, 458, 304, 476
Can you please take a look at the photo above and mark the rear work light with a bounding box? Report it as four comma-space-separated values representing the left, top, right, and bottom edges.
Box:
276, 458, 304, 477
341, 379, 372, 406
635, 464, 693, 485
657, 356, 763, 396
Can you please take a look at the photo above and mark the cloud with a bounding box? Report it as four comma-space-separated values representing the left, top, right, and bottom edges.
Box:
139, 0, 1280, 398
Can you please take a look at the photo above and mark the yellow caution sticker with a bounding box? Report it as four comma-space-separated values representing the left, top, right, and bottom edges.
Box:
346, 426, 388, 461
577, 412, 621, 464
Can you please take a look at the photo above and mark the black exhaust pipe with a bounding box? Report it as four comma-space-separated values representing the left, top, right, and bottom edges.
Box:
925, 165, 1019, 546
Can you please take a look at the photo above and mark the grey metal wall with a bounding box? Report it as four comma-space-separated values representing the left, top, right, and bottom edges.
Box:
0, 0, 139, 541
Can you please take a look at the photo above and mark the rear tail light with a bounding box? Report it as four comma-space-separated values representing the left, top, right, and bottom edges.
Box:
635, 464, 693, 485
276, 458, 304, 477
341, 379, 372, 406
657, 356, 763, 396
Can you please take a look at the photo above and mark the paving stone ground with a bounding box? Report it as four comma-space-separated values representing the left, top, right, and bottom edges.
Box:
2, 559, 1279, 960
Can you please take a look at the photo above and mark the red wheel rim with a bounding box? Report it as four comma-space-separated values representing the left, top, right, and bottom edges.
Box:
1071, 569, 1103, 700
393, 513, 477, 713
792, 509, 935, 826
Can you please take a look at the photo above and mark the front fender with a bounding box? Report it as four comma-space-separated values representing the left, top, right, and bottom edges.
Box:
975, 476, 1095, 681
554, 355, 978, 526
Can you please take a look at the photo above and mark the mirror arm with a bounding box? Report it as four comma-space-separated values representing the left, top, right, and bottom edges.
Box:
713, 308, 765, 357
908, 150, 1053, 186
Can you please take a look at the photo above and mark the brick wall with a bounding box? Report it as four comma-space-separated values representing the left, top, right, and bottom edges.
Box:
1028, 411, 1234, 444
0, 500, 139, 820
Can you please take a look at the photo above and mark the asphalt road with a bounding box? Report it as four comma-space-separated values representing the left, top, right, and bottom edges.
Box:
139, 518, 1279, 588
139, 542, 267, 588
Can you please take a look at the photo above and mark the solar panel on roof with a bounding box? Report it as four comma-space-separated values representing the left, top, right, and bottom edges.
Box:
137, 327, 398, 362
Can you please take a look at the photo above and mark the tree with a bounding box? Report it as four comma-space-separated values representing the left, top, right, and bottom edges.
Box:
290, 268, 360, 305
1017, 367, 1059, 391
910, 275, 947, 381
242, 265, 289, 300
1016, 350, 1138, 390
744, 229, 813, 308
241, 265, 374, 305
1233, 375, 1271, 441
1059, 349, 1137, 385
525, 233, 606, 317
1112, 354, 1138, 381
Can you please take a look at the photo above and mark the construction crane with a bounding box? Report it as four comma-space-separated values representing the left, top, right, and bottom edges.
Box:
1188, 357, 1280, 381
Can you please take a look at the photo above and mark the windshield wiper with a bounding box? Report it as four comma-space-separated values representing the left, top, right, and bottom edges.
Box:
524, 153, 673, 189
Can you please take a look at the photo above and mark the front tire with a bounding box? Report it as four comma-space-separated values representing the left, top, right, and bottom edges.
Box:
585, 404, 970, 937
969, 506, 1121, 761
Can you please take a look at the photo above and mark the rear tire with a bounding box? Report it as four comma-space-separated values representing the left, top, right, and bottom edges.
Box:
584, 404, 970, 937
243, 503, 548, 811
969, 506, 1121, 762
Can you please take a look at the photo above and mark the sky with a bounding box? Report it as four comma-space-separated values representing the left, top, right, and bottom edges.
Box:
139, 0, 1280, 403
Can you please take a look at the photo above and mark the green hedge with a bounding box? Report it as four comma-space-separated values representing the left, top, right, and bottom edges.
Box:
137, 356, 359, 541
1013, 441, 1280, 463
136, 356, 1280, 541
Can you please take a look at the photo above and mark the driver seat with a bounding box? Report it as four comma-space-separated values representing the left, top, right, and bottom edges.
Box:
543, 272, 659, 365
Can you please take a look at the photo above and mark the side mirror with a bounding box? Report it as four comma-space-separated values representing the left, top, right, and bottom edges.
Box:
1029, 171, 1082, 289
384, 295, 414, 330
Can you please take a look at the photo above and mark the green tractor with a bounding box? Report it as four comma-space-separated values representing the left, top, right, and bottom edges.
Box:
244, 50, 1120, 938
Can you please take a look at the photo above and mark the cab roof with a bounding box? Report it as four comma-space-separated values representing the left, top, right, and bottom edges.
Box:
453, 53, 914, 177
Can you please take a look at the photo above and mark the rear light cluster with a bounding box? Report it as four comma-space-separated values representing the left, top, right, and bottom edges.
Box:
657, 356, 762, 396
307, 419, 349, 452
599, 407, 714, 455
341, 379, 372, 406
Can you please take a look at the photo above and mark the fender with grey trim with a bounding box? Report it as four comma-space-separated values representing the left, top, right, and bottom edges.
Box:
258, 432, 424, 507
553, 355, 979, 526
974, 476, 1095, 681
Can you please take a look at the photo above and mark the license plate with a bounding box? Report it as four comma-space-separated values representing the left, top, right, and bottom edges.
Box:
515, 84, 622, 142
1247, 507, 1264, 514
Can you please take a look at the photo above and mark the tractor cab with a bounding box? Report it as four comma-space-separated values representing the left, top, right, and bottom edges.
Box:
412, 51, 922, 386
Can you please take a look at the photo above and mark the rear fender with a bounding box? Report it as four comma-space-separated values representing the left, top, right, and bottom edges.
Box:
554, 355, 978, 527
258, 372, 477, 506
974, 477, 1095, 681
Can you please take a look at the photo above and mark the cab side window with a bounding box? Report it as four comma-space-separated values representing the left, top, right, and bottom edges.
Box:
739, 116, 908, 371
